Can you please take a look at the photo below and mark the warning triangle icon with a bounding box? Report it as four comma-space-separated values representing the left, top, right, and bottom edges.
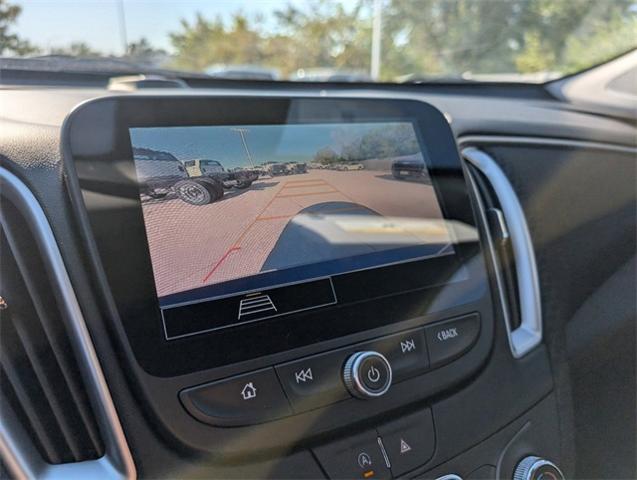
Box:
399, 438, 412, 454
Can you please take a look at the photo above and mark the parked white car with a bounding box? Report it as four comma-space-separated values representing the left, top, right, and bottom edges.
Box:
336, 163, 364, 171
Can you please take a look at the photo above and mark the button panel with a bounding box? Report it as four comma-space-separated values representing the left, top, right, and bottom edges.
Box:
313, 408, 436, 478
313, 430, 391, 480
180, 314, 481, 425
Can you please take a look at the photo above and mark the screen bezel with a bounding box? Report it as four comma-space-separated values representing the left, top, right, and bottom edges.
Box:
67, 96, 482, 377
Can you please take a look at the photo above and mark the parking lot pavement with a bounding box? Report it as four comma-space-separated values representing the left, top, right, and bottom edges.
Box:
141, 169, 446, 297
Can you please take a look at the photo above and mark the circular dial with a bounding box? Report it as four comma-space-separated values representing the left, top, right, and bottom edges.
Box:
343, 351, 392, 399
513, 456, 564, 480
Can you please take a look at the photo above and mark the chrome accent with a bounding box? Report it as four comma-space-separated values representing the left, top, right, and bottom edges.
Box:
377, 437, 391, 469
435, 475, 463, 480
487, 207, 509, 242
0, 168, 136, 479
343, 351, 392, 398
462, 148, 542, 359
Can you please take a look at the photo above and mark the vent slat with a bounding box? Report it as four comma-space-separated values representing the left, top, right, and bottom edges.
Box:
11, 312, 87, 462
0, 349, 63, 465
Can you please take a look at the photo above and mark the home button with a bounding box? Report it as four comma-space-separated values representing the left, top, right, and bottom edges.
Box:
179, 367, 292, 426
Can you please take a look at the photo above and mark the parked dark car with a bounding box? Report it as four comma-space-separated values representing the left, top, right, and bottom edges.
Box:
391, 155, 427, 181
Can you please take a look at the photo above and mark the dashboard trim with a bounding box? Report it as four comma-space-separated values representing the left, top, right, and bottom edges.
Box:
0, 167, 136, 480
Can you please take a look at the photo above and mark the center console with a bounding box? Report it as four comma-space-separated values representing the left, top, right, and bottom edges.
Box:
63, 95, 558, 478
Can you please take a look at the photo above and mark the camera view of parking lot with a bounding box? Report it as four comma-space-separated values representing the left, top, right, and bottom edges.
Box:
131, 122, 452, 298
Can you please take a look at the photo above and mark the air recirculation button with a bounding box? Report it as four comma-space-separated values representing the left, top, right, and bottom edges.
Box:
343, 351, 392, 399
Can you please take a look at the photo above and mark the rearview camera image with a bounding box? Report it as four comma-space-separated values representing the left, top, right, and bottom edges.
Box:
130, 122, 454, 301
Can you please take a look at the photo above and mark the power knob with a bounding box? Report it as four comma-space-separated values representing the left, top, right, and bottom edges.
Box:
343, 351, 392, 399
513, 456, 564, 480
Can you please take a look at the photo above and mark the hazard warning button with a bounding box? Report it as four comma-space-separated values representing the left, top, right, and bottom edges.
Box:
377, 409, 435, 476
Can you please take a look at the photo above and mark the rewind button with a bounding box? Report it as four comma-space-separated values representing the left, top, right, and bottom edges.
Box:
275, 349, 352, 412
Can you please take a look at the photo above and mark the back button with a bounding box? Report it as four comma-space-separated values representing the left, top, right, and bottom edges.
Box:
425, 314, 480, 367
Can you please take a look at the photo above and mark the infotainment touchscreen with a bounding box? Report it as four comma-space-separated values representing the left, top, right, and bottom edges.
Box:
71, 97, 481, 370
129, 120, 460, 338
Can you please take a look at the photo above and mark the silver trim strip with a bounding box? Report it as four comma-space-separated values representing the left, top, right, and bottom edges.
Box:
377, 437, 391, 469
0, 168, 136, 479
462, 148, 543, 358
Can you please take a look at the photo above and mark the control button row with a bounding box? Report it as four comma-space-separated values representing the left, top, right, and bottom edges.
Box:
179, 314, 480, 425
276, 327, 432, 413
313, 409, 435, 479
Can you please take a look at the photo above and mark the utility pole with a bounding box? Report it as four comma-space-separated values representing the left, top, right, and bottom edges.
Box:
117, 0, 128, 56
231, 128, 255, 168
371, 0, 382, 80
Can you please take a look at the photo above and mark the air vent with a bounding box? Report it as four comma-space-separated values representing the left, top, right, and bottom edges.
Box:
1, 201, 104, 464
465, 156, 522, 331
0, 168, 135, 479
462, 147, 542, 358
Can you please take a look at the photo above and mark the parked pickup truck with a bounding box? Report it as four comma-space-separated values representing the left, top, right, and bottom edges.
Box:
134, 148, 259, 206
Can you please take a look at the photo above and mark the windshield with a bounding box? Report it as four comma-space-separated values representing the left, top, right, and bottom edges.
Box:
3, 0, 636, 83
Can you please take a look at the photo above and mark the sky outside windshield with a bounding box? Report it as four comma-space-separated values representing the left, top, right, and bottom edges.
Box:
6, 0, 637, 82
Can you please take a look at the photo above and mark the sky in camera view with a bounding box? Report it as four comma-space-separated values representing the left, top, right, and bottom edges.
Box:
130, 122, 418, 168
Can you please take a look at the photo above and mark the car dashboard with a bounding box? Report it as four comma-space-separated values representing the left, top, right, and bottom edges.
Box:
0, 81, 635, 480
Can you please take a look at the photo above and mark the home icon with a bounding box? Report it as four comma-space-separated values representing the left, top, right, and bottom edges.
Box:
241, 382, 257, 400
